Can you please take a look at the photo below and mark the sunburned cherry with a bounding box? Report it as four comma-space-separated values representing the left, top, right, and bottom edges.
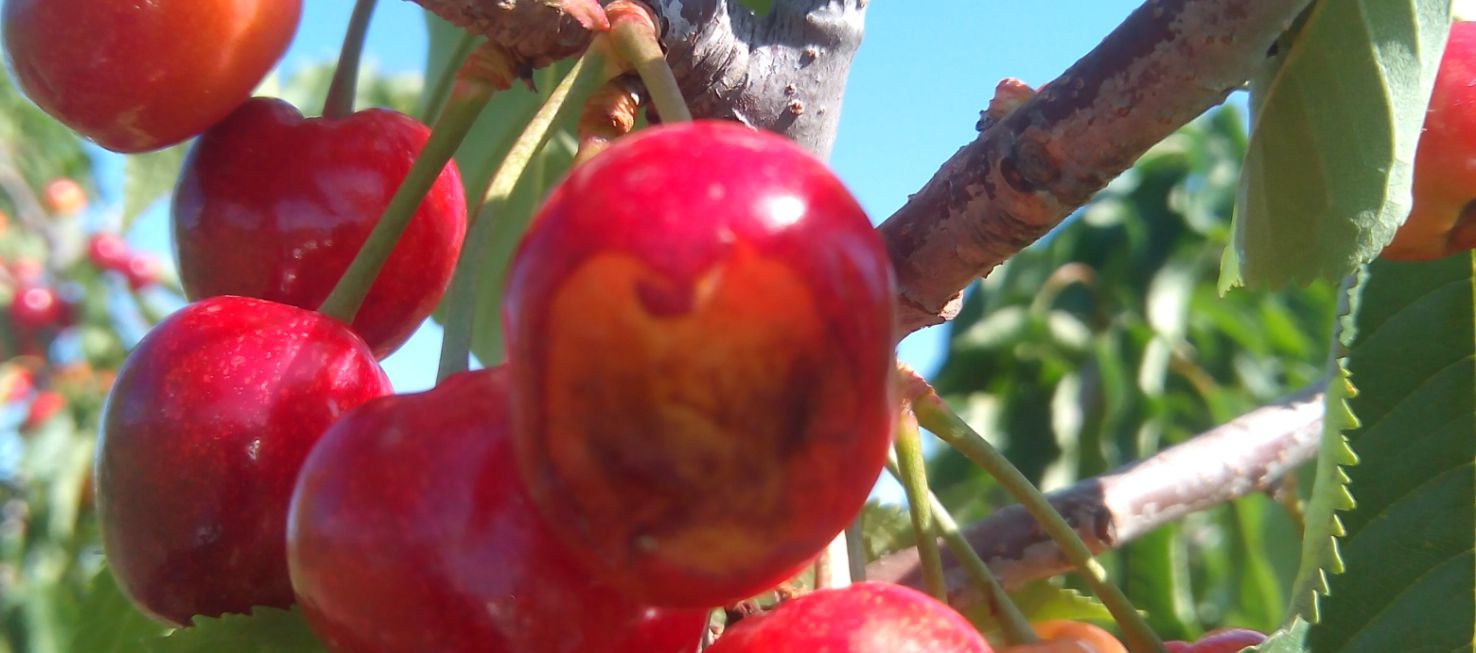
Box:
707, 582, 991, 653
96, 296, 390, 624
504, 120, 898, 608
2, 0, 300, 152
287, 368, 707, 653
173, 97, 466, 359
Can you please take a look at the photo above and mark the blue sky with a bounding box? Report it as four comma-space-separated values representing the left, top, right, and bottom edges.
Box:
120, 1, 1145, 392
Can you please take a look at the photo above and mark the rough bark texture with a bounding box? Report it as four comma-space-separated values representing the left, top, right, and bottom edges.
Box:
415, 0, 610, 69
407, 0, 865, 157
653, 0, 865, 159
880, 0, 1314, 333
865, 389, 1325, 606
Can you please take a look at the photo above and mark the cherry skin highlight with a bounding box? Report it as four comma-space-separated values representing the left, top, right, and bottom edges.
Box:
1386, 21, 1476, 260
96, 296, 390, 624
173, 97, 466, 359
504, 120, 898, 608
287, 368, 707, 653
2, 0, 300, 152
707, 582, 991, 653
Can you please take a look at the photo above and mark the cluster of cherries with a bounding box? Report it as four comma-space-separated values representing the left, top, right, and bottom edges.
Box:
0, 0, 1339, 651
0, 179, 159, 436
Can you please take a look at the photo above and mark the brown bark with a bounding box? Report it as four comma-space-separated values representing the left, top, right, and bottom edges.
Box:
865, 389, 1325, 607
879, 0, 1314, 333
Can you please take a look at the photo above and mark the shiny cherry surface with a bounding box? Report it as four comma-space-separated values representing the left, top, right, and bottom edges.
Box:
173, 97, 466, 359
1386, 21, 1476, 260
96, 296, 390, 624
504, 121, 897, 608
707, 583, 991, 653
2, 0, 300, 152
287, 368, 707, 653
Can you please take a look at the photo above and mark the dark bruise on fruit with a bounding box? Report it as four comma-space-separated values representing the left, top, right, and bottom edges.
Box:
96, 296, 390, 625
287, 368, 707, 653
2, 0, 301, 152
706, 582, 993, 653
504, 121, 898, 608
173, 97, 467, 359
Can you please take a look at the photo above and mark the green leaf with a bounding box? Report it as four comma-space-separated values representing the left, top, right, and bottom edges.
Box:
967, 581, 1111, 635
121, 145, 186, 232
1223, 0, 1451, 289
1307, 254, 1475, 652
859, 500, 916, 563
1121, 524, 1198, 642
69, 570, 167, 653
1286, 277, 1359, 623
1247, 618, 1311, 653
737, 0, 775, 15
143, 608, 325, 653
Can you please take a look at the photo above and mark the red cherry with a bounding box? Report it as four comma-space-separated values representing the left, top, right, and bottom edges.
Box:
1386, 21, 1476, 260
87, 233, 130, 272
504, 121, 898, 607
1164, 644, 1193, 653
96, 296, 390, 624
708, 583, 991, 652
173, 97, 467, 359
10, 286, 62, 329
123, 253, 160, 290
288, 368, 707, 653
1, 0, 300, 152
21, 390, 64, 431
41, 178, 86, 215
1183, 629, 1267, 653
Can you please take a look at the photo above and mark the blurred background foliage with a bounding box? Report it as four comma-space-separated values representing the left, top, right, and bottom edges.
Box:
0, 39, 1343, 653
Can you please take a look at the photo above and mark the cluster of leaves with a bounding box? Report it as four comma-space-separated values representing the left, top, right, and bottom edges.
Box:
908, 107, 1331, 642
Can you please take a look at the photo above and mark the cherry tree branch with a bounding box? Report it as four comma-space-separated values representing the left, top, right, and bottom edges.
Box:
879, 0, 1312, 333
865, 388, 1325, 606
409, 0, 865, 157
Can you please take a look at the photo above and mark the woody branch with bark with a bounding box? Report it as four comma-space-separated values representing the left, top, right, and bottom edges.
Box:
410, 0, 1325, 597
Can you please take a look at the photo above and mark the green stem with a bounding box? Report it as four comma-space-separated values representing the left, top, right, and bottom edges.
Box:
609, 19, 691, 123
914, 393, 1167, 653
323, 0, 378, 119
317, 73, 495, 324
435, 51, 611, 380
845, 519, 867, 583
884, 456, 1038, 646
419, 33, 479, 123
893, 409, 947, 602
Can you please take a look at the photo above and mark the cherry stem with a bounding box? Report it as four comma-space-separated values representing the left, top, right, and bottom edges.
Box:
882, 455, 1038, 646
911, 382, 1168, 653
575, 76, 643, 165
317, 55, 497, 325
607, 1, 691, 123
419, 33, 479, 123
845, 520, 867, 582
893, 406, 947, 602
436, 47, 616, 380
323, 0, 378, 120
